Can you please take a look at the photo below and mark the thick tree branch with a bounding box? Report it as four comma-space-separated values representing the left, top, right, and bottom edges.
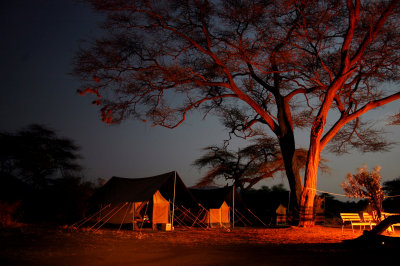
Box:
321, 91, 400, 149
350, 0, 400, 67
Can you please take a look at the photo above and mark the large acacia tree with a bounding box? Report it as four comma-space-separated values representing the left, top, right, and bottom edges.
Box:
74, 0, 400, 226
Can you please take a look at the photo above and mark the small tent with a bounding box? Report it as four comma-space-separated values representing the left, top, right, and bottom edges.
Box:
88, 171, 197, 230
276, 204, 287, 225
241, 189, 289, 226
189, 186, 248, 228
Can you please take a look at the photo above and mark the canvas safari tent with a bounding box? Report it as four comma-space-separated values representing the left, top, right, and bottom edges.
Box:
189, 186, 252, 228
84, 171, 197, 230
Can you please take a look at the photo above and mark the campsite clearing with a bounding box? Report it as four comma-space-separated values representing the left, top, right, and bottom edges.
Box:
1, 225, 399, 265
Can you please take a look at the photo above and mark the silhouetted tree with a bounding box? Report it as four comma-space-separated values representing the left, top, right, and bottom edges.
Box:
383, 177, 400, 196
194, 137, 329, 190
0, 125, 97, 224
383, 177, 400, 212
341, 165, 385, 220
74, 0, 400, 225
0, 124, 82, 188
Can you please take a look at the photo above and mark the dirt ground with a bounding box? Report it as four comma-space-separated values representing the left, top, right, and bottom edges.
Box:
1, 225, 399, 265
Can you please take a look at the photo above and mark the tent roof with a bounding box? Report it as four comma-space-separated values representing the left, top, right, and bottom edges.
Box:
90, 171, 197, 207
190, 186, 239, 209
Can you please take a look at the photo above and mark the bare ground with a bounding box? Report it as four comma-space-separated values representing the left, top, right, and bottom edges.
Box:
1, 225, 399, 265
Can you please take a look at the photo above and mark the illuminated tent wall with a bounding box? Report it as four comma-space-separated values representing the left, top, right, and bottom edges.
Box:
275, 204, 287, 225
88, 171, 197, 230
189, 187, 246, 228
208, 201, 230, 228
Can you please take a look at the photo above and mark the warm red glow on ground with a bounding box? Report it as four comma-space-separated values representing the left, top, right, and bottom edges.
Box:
1, 225, 399, 265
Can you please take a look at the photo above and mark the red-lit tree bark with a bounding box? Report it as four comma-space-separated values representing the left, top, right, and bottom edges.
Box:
74, 0, 400, 226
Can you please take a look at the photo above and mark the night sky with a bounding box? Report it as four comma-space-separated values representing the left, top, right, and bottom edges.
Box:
1, 0, 399, 198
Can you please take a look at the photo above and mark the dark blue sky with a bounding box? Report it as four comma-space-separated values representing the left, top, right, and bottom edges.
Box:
1, 0, 399, 198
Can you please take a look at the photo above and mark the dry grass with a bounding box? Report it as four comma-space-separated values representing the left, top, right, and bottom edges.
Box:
1, 225, 399, 265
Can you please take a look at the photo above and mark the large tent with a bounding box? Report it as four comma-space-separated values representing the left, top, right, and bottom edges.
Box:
86, 171, 197, 230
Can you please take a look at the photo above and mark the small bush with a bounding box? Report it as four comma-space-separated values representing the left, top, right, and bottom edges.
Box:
0, 200, 23, 228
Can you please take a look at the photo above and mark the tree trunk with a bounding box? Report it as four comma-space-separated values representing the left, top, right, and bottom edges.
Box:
299, 165, 318, 227
275, 95, 303, 225
279, 135, 303, 224
299, 118, 324, 227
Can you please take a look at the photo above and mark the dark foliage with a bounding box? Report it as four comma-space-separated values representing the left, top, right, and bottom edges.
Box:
383, 177, 400, 213
242, 185, 290, 226
0, 124, 82, 188
22, 176, 96, 224
0, 125, 98, 225
194, 137, 329, 190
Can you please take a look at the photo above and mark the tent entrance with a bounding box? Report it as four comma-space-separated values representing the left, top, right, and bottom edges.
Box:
209, 201, 230, 228
152, 190, 170, 230
133, 201, 150, 229
94, 190, 172, 230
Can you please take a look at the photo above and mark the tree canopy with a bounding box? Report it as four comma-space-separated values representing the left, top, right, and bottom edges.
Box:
383, 177, 400, 196
383, 177, 400, 212
75, 0, 399, 134
0, 124, 83, 188
341, 165, 385, 219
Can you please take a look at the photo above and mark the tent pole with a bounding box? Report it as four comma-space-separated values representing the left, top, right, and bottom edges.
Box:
171, 170, 177, 230
232, 184, 235, 229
